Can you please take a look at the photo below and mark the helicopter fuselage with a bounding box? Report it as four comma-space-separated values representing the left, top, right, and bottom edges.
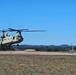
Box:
0, 34, 23, 45
0, 28, 45, 46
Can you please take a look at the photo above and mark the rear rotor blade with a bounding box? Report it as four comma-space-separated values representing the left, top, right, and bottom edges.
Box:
0, 29, 8, 32
8, 28, 29, 31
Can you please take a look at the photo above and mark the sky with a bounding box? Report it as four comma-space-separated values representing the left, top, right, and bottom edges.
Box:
0, 0, 76, 45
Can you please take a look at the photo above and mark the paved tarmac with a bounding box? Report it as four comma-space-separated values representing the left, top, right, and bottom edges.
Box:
0, 51, 76, 55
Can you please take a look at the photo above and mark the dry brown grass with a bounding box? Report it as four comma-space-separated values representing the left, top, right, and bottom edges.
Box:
0, 55, 76, 75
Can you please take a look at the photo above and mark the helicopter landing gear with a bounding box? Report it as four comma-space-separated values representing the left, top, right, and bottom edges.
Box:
8, 44, 11, 47
17, 43, 19, 46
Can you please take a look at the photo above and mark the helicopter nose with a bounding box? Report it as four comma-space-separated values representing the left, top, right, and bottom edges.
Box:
17, 36, 21, 40
16, 36, 23, 42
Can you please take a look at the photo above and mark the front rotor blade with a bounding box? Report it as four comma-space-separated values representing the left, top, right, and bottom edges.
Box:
23, 30, 46, 32
19, 29, 29, 32
0, 29, 9, 32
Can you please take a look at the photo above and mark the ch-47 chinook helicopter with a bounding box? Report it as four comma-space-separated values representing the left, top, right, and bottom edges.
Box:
0, 28, 45, 47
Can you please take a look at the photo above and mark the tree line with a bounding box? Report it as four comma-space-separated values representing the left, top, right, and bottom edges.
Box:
0, 44, 76, 52
14, 45, 76, 52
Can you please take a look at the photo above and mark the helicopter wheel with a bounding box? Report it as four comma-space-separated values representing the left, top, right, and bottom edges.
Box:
17, 43, 19, 46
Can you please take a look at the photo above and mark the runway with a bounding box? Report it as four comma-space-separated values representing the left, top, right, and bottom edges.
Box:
0, 51, 76, 55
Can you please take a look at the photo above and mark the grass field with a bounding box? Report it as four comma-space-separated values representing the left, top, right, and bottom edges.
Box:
0, 55, 76, 75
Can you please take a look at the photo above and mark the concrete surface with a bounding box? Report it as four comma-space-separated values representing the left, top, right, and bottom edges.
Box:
0, 51, 76, 55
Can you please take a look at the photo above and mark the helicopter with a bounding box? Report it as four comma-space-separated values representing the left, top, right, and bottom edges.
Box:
0, 28, 45, 46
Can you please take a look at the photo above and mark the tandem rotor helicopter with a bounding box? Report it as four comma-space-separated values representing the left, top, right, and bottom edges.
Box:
0, 28, 45, 47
